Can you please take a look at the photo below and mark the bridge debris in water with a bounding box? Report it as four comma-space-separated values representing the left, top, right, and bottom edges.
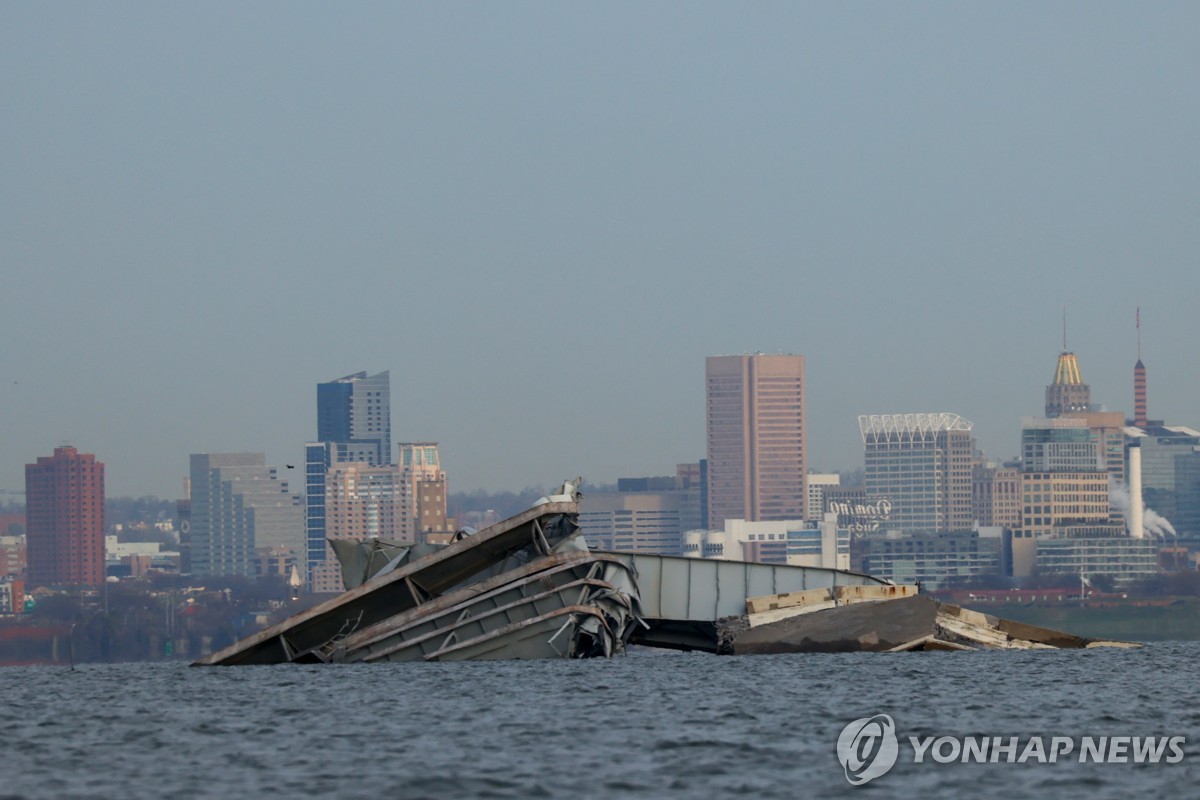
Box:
720, 590, 1140, 653
194, 481, 1135, 665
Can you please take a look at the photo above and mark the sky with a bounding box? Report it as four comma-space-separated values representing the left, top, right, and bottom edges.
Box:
1, 3, 1198, 499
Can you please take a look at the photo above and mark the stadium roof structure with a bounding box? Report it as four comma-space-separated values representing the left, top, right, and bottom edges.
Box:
858, 413, 974, 442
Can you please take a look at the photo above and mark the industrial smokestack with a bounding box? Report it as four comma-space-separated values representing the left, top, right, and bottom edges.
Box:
1128, 440, 1144, 539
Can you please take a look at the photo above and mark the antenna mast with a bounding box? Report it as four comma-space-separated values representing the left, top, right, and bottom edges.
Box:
1136, 307, 1141, 360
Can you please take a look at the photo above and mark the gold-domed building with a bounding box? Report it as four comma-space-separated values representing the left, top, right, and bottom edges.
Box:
1045, 351, 1091, 418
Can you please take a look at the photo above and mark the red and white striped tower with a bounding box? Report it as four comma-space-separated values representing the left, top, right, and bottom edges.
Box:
1134, 308, 1148, 426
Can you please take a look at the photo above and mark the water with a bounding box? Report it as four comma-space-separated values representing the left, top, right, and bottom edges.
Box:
2, 644, 1198, 799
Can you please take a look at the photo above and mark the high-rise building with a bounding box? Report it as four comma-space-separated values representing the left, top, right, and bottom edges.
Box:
1040, 342, 1125, 491
398, 443, 453, 544
1061, 411, 1127, 487
1052, 410, 1129, 526
1045, 351, 1091, 418
307, 370, 393, 582
24, 446, 105, 588
675, 462, 702, 490
1021, 417, 1105, 472
1016, 471, 1111, 539
1012, 418, 1120, 577
705, 354, 806, 528
805, 473, 841, 522
304, 441, 332, 580
190, 453, 304, 577
317, 371, 392, 466
859, 414, 976, 533
971, 463, 1021, 529
579, 470, 703, 556
310, 462, 409, 593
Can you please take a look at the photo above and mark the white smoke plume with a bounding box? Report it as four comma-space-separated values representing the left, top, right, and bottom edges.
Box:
1110, 481, 1178, 538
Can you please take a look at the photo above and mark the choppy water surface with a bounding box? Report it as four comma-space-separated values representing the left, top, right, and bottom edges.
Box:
2, 643, 1198, 799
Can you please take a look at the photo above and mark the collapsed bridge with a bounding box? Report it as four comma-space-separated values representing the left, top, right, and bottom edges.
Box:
197, 481, 1133, 666
195, 486, 889, 665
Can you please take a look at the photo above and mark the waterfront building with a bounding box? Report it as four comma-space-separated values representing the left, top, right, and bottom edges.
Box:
1033, 533, 1159, 585
705, 354, 806, 528
24, 446, 105, 588
851, 529, 1006, 590
189, 453, 304, 578
682, 514, 849, 570
805, 473, 840, 522
859, 413, 976, 533
580, 471, 703, 556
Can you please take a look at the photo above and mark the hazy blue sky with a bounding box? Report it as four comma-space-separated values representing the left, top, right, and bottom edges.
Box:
2, 3, 1197, 499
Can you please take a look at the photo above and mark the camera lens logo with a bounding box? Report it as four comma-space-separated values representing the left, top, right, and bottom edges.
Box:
837, 714, 899, 786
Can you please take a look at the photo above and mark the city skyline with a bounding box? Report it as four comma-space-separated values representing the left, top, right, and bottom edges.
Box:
2, 5, 1198, 499
0, 336, 1189, 501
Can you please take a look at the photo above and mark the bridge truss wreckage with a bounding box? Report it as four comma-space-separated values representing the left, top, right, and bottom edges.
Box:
196, 482, 1134, 666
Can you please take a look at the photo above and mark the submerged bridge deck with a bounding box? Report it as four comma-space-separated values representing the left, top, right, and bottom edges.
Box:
599, 552, 888, 651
